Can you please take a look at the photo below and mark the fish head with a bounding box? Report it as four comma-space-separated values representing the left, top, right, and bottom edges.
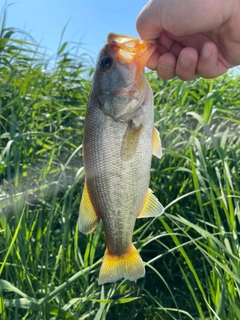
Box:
92, 33, 156, 121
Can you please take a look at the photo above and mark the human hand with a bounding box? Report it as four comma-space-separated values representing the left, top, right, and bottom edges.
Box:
136, 0, 240, 80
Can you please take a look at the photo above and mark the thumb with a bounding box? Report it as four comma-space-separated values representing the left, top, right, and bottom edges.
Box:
137, 0, 233, 41
136, 1, 164, 40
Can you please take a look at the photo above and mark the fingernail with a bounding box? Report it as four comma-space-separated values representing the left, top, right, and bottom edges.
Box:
181, 55, 192, 68
202, 46, 211, 59
159, 62, 174, 73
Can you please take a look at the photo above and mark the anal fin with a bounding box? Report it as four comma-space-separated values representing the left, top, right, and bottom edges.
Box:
98, 245, 145, 285
138, 188, 164, 218
78, 181, 100, 234
152, 126, 162, 159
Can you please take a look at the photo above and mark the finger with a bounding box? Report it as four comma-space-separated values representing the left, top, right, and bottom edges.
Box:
175, 47, 198, 81
158, 32, 174, 51
156, 52, 176, 80
146, 50, 161, 70
169, 41, 184, 58
146, 39, 183, 71
197, 42, 228, 78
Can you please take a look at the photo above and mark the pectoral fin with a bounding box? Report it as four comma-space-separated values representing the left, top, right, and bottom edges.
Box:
78, 182, 100, 234
120, 122, 142, 161
137, 188, 164, 218
152, 126, 162, 159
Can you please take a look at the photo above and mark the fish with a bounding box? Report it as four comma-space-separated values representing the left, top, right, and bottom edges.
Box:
78, 32, 164, 285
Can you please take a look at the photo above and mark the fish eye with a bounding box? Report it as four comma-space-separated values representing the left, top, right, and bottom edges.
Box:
100, 56, 112, 70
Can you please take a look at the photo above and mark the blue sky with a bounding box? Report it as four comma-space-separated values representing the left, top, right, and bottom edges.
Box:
3, 0, 148, 60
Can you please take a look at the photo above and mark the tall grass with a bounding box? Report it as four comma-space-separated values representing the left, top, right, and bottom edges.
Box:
0, 7, 240, 320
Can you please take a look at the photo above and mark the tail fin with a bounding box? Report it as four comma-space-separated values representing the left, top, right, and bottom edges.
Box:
98, 244, 145, 285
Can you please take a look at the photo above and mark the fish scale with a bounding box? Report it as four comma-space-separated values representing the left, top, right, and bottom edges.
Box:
84, 108, 148, 250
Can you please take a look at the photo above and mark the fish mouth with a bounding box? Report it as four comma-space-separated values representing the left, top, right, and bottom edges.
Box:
107, 32, 156, 67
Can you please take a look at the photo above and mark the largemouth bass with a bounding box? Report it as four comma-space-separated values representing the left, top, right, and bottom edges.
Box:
79, 33, 164, 285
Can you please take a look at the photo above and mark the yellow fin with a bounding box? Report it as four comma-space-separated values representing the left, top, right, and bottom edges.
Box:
152, 126, 162, 159
120, 123, 142, 161
138, 188, 164, 218
78, 182, 100, 234
98, 245, 145, 285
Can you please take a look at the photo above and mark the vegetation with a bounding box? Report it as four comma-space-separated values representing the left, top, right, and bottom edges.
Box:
0, 8, 240, 320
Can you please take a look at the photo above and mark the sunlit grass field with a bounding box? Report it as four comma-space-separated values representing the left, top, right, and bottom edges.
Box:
0, 9, 240, 320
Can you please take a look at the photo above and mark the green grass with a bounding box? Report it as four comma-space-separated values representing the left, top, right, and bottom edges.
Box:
0, 7, 240, 320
